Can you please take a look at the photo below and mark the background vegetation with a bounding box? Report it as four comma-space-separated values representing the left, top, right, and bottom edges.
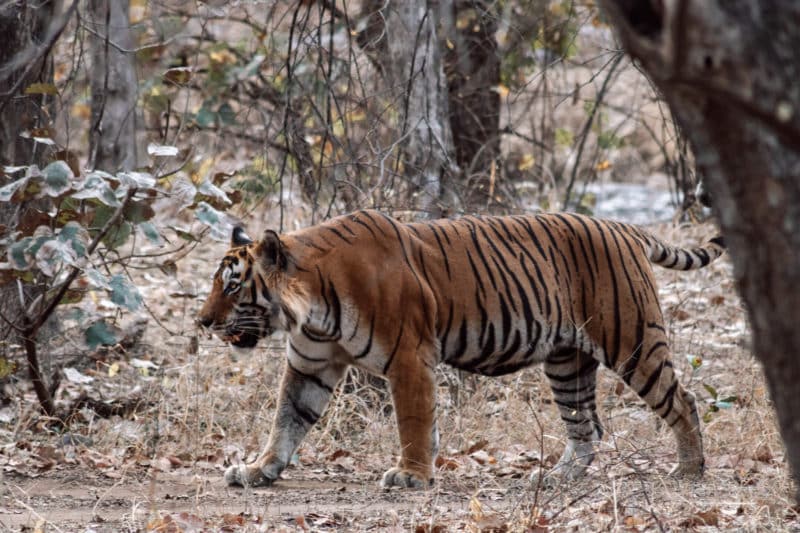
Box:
0, 1, 789, 531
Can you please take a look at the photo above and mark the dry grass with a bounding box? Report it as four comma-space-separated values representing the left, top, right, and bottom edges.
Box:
1, 218, 796, 531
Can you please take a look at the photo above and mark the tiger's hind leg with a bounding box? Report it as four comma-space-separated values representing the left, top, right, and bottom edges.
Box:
533, 349, 602, 487
617, 330, 704, 479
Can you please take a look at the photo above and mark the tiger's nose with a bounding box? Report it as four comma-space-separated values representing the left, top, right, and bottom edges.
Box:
197, 315, 213, 329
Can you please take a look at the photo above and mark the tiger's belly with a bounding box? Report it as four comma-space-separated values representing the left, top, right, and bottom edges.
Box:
440, 317, 572, 377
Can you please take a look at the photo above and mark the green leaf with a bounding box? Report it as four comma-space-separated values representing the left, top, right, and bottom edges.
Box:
0, 357, 17, 379
58, 221, 88, 257
35, 238, 75, 276
218, 102, 236, 125
123, 200, 156, 224
555, 128, 573, 147
138, 222, 164, 246
195, 104, 216, 128
104, 221, 133, 250
194, 201, 230, 241
169, 226, 200, 242
59, 289, 84, 305
85, 320, 118, 349
41, 161, 74, 196
117, 171, 155, 189
108, 274, 142, 311
8, 237, 34, 269
24, 82, 58, 95
0, 176, 30, 202
702, 383, 718, 399
73, 172, 120, 207
84, 267, 111, 290
197, 179, 232, 207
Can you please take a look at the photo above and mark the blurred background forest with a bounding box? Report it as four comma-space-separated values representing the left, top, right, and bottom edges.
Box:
0, 0, 706, 409
3, 2, 767, 531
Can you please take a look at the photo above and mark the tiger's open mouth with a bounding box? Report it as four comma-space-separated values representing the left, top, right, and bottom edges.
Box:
227, 331, 259, 348
221, 326, 274, 348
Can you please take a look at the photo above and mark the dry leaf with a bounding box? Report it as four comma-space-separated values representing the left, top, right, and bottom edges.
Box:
681, 508, 720, 527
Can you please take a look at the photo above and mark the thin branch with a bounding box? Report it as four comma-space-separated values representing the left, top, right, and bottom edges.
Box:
561, 52, 624, 210
30, 187, 137, 333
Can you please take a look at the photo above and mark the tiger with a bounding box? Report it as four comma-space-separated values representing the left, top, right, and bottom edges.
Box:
197, 209, 725, 489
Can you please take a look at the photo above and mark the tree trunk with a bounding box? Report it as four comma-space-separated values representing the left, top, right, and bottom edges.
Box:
383, 1, 458, 217
88, 0, 138, 172
0, 1, 58, 340
438, 0, 500, 212
0, 1, 60, 407
599, 0, 800, 502
0, 1, 57, 167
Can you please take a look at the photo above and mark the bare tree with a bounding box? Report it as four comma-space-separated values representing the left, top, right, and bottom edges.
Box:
364, 1, 458, 217
438, 0, 500, 211
0, 0, 64, 410
0, 0, 60, 324
599, 0, 800, 502
87, 0, 138, 171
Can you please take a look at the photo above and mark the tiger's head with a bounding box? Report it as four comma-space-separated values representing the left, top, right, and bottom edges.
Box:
197, 227, 309, 349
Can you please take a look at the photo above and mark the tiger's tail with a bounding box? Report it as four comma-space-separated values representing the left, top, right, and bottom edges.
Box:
648, 235, 726, 271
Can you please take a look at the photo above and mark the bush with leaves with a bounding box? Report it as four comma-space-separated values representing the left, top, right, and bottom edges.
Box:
0, 156, 237, 417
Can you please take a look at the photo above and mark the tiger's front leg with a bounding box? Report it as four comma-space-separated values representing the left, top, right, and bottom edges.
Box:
225, 360, 346, 487
381, 347, 438, 489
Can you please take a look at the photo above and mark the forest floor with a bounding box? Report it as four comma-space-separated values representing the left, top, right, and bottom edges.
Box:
1, 217, 797, 532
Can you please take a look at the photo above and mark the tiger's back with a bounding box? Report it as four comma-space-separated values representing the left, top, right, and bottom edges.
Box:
199, 209, 724, 489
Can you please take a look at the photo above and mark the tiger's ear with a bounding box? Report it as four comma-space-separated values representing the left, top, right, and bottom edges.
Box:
259, 229, 287, 270
231, 226, 254, 247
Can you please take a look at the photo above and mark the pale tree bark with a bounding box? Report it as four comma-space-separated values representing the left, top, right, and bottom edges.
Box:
383, 1, 458, 217
438, 0, 500, 212
88, 0, 138, 172
599, 0, 800, 502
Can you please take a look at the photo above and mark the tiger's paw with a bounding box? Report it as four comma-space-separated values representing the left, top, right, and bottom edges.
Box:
224, 463, 277, 488
380, 467, 432, 489
668, 460, 704, 480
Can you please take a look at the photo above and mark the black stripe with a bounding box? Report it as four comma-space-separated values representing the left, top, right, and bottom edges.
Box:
619, 314, 645, 385
295, 235, 327, 253
323, 226, 354, 245
288, 361, 334, 393
466, 251, 487, 299
427, 223, 452, 280
439, 300, 454, 357
379, 213, 430, 323
288, 395, 320, 427
340, 221, 358, 237
481, 329, 522, 374
591, 219, 621, 366
448, 318, 469, 363
637, 358, 671, 399
290, 342, 327, 362
545, 358, 599, 383
464, 219, 499, 292
354, 313, 375, 359
382, 321, 405, 374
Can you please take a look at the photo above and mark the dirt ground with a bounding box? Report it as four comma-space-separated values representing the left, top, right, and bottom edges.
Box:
1, 219, 798, 532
